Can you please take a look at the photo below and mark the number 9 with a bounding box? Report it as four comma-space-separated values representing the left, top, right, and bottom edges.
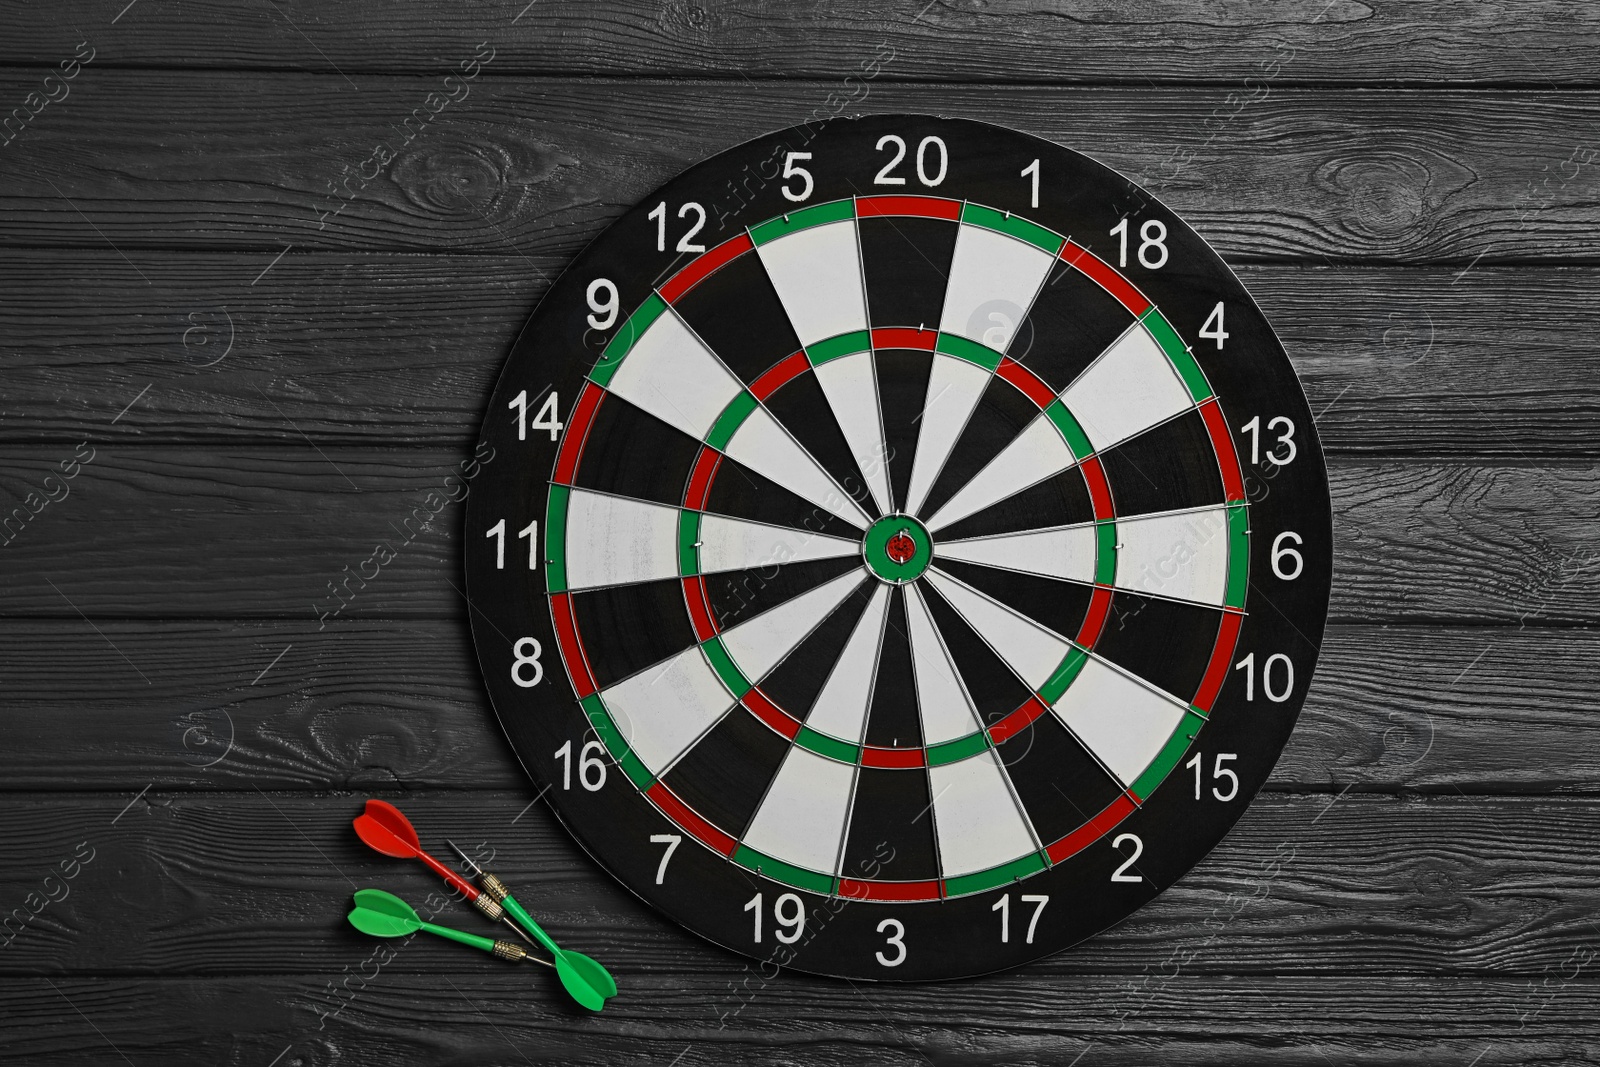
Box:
586, 278, 618, 331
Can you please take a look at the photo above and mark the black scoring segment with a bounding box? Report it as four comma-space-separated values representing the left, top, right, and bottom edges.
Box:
1097, 408, 1224, 518
661, 704, 793, 841
994, 710, 1126, 846
574, 578, 699, 690
702, 453, 862, 540
1011, 260, 1138, 392
708, 556, 863, 632
863, 588, 923, 749
762, 373, 877, 517
917, 582, 1031, 724
760, 580, 877, 718
672, 251, 802, 385
934, 559, 1093, 644
573, 395, 702, 508
842, 765, 940, 883
859, 215, 959, 330
1093, 592, 1222, 702
934, 468, 1094, 542
875, 348, 934, 512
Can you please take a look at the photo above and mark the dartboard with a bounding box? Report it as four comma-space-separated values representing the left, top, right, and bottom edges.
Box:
466, 115, 1331, 981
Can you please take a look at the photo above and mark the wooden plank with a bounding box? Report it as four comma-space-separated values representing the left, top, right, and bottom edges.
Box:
2, 74, 1596, 262
4, 791, 1600, 980
0, 620, 1592, 795
1, 447, 1593, 624
3, 251, 1595, 457
5, 1, 1599, 86
7, 973, 1593, 1067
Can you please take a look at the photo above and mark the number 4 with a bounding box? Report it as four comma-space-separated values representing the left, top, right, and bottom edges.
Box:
1200, 302, 1228, 349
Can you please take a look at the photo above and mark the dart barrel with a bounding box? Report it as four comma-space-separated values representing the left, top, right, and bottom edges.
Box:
479, 872, 510, 904
471, 893, 506, 922
491, 940, 528, 963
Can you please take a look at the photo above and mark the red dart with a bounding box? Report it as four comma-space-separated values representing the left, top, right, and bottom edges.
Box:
352, 799, 538, 951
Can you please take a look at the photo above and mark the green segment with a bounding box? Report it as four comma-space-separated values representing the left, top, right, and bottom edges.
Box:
943, 850, 1049, 897
580, 694, 654, 791
959, 203, 1064, 254
1044, 401, 1094, 461
592, 293, 667, 387
706, 390, 758, 451
1131, 709, 1207, 801
1224, 504, 1250, 609
795, 725, 861, 764
749, 199, 855, 245
805, 329, 872, 365
1141, 308, 1213, 402
935, 331, 1004, 371
1095, 521, 1118, 586
926, 731, 990, 767
702, 637, 752, 698
544, 484, 570, 593
1038, 646, 1089, 705
733, 844, 836, 894
677, 509, 701, 576
863, 514, 932, 583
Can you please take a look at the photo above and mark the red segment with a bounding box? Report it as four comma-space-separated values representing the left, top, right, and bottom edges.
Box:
553, 382, 604, 486
648, 782, 737, 857
871, 326, 937, 351
1079, 457, 1114, 519
996, 357, 1057, 409
682, 576, 718, 641
1193, 610, 1244, 713
1199, 398, 1246, 503
1045, 792, 1138, 864
837, 877, 943, 902
988, 697, 1049, 746
750, 350, 809, 401
855, 195, 962, 221
742, 688, 800, 740
1076, 585, 1114, 648
684, 446, 722, 510
1062, 241, 1150, 317
550, 592, 597, 698
658, 232, 754, 304
861, 746, 925, 769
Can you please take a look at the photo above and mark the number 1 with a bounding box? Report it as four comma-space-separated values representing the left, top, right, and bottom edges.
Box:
1021, 158, 1040, 208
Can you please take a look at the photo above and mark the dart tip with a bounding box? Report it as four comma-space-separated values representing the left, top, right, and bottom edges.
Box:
445, 838, 486, 877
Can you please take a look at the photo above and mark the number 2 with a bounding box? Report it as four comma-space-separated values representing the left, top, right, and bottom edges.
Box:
1111, 833, 1143, 882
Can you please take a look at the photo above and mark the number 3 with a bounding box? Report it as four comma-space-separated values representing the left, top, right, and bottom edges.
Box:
876, 918, 906, 967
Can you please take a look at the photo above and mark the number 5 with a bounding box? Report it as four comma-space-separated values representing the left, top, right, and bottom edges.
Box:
781, 152, 813, 202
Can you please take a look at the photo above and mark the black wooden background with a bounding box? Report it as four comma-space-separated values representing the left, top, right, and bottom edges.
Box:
3, 2, 1598, 1064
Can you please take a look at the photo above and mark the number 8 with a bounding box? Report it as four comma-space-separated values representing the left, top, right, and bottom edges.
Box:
511, 637, 543, 687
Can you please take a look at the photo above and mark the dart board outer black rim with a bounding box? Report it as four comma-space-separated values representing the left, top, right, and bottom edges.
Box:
465, 114, 1332, 982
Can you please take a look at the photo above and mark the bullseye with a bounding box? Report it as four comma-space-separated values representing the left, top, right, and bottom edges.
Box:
862, 515, 932, 583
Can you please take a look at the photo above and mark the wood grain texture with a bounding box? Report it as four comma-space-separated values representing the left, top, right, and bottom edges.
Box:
3, 0, 1597, 86
0, 620, 1594, 795
3, 791, 1599, 980
2, 73, 1596, 263
2, 447, 1595, 624
7, 972, 1595, 1067
3, 251, 1597, 457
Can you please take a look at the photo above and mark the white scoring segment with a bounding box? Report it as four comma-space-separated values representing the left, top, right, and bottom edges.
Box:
935, 522, 1098, 586
605, 308, 744, 441
1058, 322, 1194, 452
903, 584, 984, 745
756, 220, 869, 346
1114, 506, 1232, 606
805, 582, 891, 744
928, 749, 1039, 878
740, 745, 857, 876
564, 491, 682, 590
1050, 657, 1188, 787
722, 404, 871, 529
601, 644, 735, 776
922, 569, 1073, 692
938, 224, 1056, 349
697, 513, 861, 575
811, 351, 894, 515
924, 414, 1076, 533
719, 568, 867, 685
903, 354, 992, 518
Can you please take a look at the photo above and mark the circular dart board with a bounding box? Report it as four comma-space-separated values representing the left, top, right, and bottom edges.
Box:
465, 115, 1332, 981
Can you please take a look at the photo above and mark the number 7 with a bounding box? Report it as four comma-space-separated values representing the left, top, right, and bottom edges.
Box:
650, 833, 681, 885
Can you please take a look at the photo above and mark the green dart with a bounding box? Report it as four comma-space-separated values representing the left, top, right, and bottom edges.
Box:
346, 888, 551, 967
447, 840, 616, 1012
